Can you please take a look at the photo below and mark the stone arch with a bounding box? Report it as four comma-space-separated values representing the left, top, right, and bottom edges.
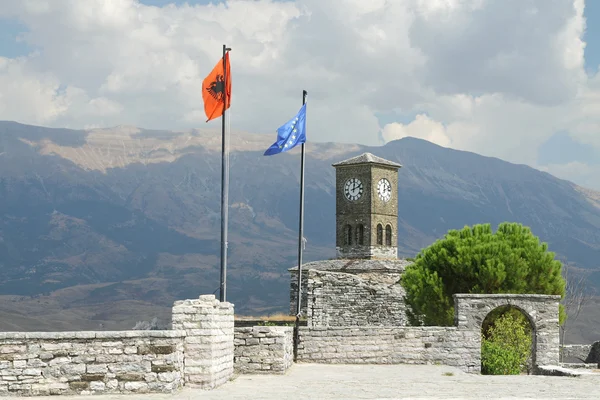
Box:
454, 294, 560, 373
481, 304, 536, 373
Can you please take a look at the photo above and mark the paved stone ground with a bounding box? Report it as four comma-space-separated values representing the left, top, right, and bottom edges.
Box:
3, 364, 600, 399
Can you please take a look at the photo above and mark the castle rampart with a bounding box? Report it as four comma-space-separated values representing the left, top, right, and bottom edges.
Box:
0, 294, 235, 396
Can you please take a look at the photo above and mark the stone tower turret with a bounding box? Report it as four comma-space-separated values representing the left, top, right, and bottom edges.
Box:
332, 152, 402, 259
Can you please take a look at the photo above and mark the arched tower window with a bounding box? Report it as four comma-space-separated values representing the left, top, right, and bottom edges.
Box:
376, 224, 383, 245
345, 225, 352, 245
356, 224, 364, 245
385, 225, 392, 246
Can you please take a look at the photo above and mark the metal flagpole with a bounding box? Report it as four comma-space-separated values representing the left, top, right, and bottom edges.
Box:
294, 90, 307, 361
220, 44, 231, 302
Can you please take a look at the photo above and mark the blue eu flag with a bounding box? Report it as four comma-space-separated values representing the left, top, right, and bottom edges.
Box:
264, 103, 306, 156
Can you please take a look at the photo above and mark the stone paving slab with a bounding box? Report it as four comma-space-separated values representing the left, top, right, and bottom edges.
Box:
3, 363, 600, 399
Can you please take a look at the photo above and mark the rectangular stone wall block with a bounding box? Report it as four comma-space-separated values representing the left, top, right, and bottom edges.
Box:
296, 326, 479, 373
234, 326, 293, 375
172, 294, 234, 389
291, 262, 409, 328
0, 332, 185, 396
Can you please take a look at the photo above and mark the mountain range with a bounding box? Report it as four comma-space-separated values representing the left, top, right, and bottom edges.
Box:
1, 120, 599, 343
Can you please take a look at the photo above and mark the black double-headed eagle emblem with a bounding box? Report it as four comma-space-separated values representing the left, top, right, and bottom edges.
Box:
206, 74, 226, 101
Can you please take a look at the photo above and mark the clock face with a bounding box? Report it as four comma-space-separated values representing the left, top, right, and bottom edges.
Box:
377, 178, 392, 202
344, 178, 363, 201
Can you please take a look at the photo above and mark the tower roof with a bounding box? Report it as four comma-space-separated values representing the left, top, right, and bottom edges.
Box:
332, 152, 402, 169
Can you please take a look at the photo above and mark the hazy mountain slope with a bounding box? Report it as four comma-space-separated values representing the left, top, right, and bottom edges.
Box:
1, 121, 600, 342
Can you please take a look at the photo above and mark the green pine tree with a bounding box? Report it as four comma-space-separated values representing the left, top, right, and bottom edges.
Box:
401, 222, 566, 326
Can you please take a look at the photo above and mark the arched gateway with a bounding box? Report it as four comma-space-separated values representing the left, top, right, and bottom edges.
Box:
454, 294, 561, 369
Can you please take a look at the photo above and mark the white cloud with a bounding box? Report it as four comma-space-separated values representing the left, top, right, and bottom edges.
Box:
401, 93, 567, 164
1, 0, 600, 188
0, 57, 70, 124
381, 115, 451, 148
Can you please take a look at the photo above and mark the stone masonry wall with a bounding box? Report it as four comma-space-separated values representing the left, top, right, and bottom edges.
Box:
293, 293, 561, 374
335, 245, 397, 260
561, 342, 600, 364
454, 294, 561, 368
234, 327, 293, 374
171, 294, 234, 389
0, 331, 185, 396
296, 326, 480, 373
292, 269, 406, 327
0, 294, 234, 397
289, 260, 410, 326
561, 345, 593, 363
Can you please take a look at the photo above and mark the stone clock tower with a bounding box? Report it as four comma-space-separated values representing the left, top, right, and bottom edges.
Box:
332, 152, 402, 259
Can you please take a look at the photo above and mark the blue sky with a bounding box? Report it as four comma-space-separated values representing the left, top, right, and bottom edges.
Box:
0, 18, 30, 58
584, 0, 600, 73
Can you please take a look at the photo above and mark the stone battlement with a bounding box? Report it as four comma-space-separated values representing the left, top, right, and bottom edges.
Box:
0, 294, 234, 397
